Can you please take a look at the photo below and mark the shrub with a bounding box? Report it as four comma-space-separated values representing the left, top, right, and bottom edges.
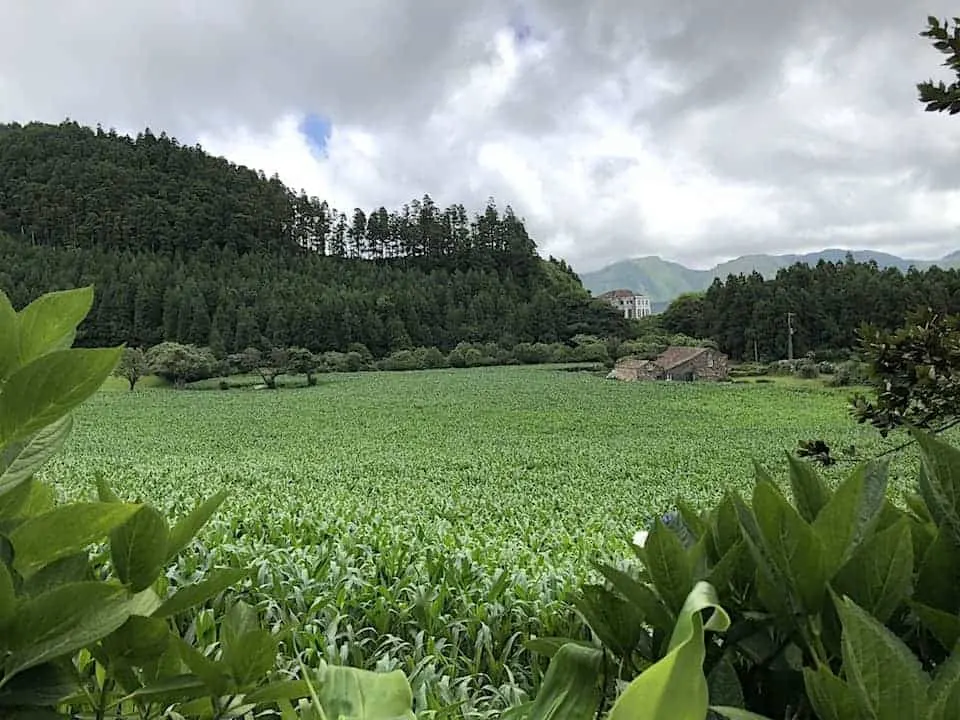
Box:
830, 359, 871, 387
380, 349, 422, 371
729, 362, 768, 378
513, 342, 554, 364
528, 427, 960, 718
147, 342, 217, 388
795, 360, 820, 379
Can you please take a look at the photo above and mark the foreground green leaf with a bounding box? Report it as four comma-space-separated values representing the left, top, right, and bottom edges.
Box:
607, 581, 730, 720
309, 664, 416, 720
0, 347, 122, 446
16, 286, 94, 367
0, 291, 19, 384
812, 460, 888, 578
836, 594, 930, 720
9, 501, 141, 575
110, 504, 169, 592
517, 642, 602, 720
0, 416, 72, 497
2, 582, 157, 686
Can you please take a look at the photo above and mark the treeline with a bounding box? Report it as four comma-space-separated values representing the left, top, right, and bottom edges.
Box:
123, 327, 715, 389
0, 120, 549, 268
660, 255, 960, 360
0, 120, 629, 354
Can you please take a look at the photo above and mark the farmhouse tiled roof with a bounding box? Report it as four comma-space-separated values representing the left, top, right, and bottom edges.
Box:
654, 346, 708, 370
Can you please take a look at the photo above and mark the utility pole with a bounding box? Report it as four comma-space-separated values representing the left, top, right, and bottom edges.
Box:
787, 312, 795, 361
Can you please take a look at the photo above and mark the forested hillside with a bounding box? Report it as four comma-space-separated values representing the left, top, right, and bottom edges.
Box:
660, 256, 960, 360
580, 249, 960, 303
0, 120, 626, 354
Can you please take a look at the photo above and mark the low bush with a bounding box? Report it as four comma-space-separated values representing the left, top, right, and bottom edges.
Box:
525, 425, 960, 718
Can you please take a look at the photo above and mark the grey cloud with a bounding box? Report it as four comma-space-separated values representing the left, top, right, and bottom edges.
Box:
0, 0, 512, 135
3, 0, 960, 271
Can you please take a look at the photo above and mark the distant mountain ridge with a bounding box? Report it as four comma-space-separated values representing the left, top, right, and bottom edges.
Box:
579, 249, 960, 307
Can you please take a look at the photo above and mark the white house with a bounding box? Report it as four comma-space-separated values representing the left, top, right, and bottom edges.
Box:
597, 289, 652, 319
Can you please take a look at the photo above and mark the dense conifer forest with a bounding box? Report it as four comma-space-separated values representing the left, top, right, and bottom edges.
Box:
661, 259, 960, 360
0, 120, 627, 355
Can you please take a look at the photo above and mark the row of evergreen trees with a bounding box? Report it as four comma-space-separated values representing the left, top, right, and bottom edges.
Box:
0, 120, 542, 269
661, 256, 960, 360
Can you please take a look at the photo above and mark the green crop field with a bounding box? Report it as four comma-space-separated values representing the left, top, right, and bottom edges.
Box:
41, 366, 922, 718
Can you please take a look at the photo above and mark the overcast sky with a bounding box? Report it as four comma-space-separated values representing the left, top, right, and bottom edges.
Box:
3, 1, 960, 271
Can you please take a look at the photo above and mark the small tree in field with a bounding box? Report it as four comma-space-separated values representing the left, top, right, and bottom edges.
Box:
147, 342, 216, 389
113, 346, 148, 390
231, 347, 290, 389
287, 346, 321, 385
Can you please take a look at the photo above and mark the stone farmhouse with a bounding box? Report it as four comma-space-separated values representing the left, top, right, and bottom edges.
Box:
597, 289, 652, 319
607, 346, 729, 382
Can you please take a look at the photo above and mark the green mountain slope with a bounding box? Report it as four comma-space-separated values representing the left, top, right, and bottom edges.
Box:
0, 120, 627, 353
580, 248, 960, 304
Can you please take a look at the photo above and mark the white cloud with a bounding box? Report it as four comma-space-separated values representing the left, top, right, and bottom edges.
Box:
3, 0, 960, 272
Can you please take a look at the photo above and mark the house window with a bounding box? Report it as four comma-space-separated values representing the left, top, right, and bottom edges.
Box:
706, 356, 714, 368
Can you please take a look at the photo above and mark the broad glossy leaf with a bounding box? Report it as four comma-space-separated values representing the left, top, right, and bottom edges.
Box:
929, 643, 960, 720
733, 493, 796, 616
0, 291, 19, 383
0, 561, 13, 626
20, 552, 90, 596
9, 501, 141, 575
222, 628, 279, 687
711, 492, 741, 558
2, 582, 157, 684
787, 453, 831, 523
120, 673, 208, 704
916, 528, 960, 614
514, 642, 602, 720
574, 580, 647, 660
912, 602, 960, 652
812, 460, 888, 578
913, 427, 960, 547
245, 679, 313, 704
0, 477, 54, 521
596, 562, 675, 636
707, 541, 748, 596
707, 655, 744, 708
837, 594, 930, 720
0, 661, 79, 708
16, 286, 93, 366
0, 416, 72, 497
641, 517, 693, 613
222, 599, 260, 652
154, 567, 249, 617
0, 347, 122, 446
111, 505, 168, 592
802, 665, 866, 720
100, 615, 172, 667
165, 490, 227, 562
607, 581, 730, 720
753, 481, 826, 614
833, 519, 913, 623
311, 665, 416, 720
174, 638, 231, 696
